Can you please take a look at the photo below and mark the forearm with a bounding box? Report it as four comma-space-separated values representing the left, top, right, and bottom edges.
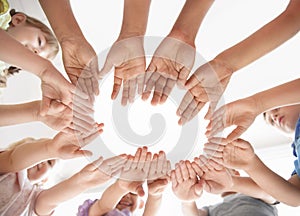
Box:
0, 139, 53, 173
0, 101, 40, 126
89, 181, 128, 215
119, 0, 151, 39
0, 30, 51, 77
252, 78, 300, 113
246, 155, 300, 206
143, 195, 162, 216
169, 0, 214, 46
231, 176, 276, 204
39, 0, 84, 43
35, 173, 89, 215
215, 0, 300, 72
181, 202, 206, 216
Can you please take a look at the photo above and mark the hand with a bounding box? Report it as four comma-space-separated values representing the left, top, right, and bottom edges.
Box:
49, 126, 103, 159
192, 156, 233, 194
78, 155, 127, 189
37, 100, 72, 131
98, 36, 146, 106
118, 147, 152, 196
142, 36, 195, 105
177, 59, 233, 125
147, 151, 171, 197
204, 138, 256, 171
171, 161, 204, 202
39, 63, 88, 116
60, 37, 99, 102
205, 97, 260, 141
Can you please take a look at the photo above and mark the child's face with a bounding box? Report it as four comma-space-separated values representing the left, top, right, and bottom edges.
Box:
264, 104, 300, 134
116, 192, 144, 213
6, 14, 53, 59
27, 159, 55, 184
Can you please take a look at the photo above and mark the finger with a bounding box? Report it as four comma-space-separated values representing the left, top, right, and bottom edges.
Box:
226, 126, 247, 142
121, 80, 129, 106
207, 137, 228, 145
72, 102, 94, 114
204, 148, 223, 158
177, 91, 193, 117
136, 185, 145, 197
137, 147, 148, 170
179, 161, 189, 181
128, 79, 137, 103
157, 151, 166, 173
149, 153, 158, 176
194, 157, 208, 172
188, 101, 206, 122
177, 67, 190, 88
171, 170, 178, 188
91, 76, 100, 96
123, 155, 134, 171
198, 155, 213, 170
207, 158, 224, 170
191, 162, 204, 176
186, 161, 196, 179
151, 76, 166, 106
204, 101, 218, 120
73, 149, 93, 158
175, 163, 183, 183
71, 84, 89, 100
178, 99, 198, 125
232, 138, 251, 149
88, 156, 104, 171
72, 96, 94, 113
143, 152, 152, 174
137, 73, 145, 95
111, 76, 122, 100
185, 74, 200, 89
203, 142, 224, 152
82, 130, 102, 146
142, 72, 160, 101
77, 77, 89, 99
160, 79, 176, 104
85, 78, 95, 104
98, 55, 113, 79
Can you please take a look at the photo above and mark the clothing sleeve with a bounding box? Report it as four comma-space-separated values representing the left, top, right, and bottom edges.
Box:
77, 199, 97, 216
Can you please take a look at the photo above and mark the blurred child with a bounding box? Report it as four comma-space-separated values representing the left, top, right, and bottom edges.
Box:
0, 128, 103, 215
1, 5, 59, 88
77, 148, 170, 216
171, 158, 278, 216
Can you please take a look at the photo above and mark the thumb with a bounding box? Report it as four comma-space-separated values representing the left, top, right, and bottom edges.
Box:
194, 180, 204, 196
227, 126, 247, 142
98, 55, 114, 79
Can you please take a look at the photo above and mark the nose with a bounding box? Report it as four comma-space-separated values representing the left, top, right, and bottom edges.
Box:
25, 44, 40, 55
270, 108, 280, 123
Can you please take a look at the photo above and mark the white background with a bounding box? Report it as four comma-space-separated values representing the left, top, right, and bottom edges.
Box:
1, 0, 300, 215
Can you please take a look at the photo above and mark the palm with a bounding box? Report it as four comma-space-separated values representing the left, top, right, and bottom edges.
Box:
202, 169, 233, 194
172, 178, 201, 201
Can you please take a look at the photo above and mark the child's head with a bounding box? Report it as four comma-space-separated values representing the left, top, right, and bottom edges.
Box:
115, 192, 144, 213
7, 137, 58, 186
6, 9, 59, 60
263, 104, 300, 134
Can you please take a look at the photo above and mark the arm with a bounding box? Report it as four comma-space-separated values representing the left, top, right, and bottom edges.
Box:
206, 78, 300, 140
89, 181, 130, 215
182, 202, 207, 216
143, 152, 170, 216
0, 101, 41, 126
245, 156, 300, 207
169, 0, 214, 46
35, 156, 126, 215
119, 0, 151, 39
231, 176, 276, 204
215, 0, 300, 71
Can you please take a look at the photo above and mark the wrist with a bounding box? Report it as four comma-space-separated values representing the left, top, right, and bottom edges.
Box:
168, 28, 196, 47
33, 101, 42, 122
251, 92, 268, 115
118, 31, 145, 41
244, 155, 261, 173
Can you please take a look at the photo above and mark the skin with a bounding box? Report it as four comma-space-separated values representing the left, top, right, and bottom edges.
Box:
27, 159, 56, 185
264, 104, 300, 134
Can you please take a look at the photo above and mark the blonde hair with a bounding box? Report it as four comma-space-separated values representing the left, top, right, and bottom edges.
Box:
10, 9, 59, 60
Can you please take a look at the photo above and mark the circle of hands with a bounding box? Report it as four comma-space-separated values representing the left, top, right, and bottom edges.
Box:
39, 35, 261, 204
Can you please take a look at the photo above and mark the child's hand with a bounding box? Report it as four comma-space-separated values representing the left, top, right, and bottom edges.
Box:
204, 138, 256, 171
205, 97, 259, 142
171, 161, 204, 202
192, 155, 233, 194
37, 100, 73, 130
118, 147, 152, 196
98, 37, 146, 106
78, 155, 127, 189
177, 59, 233, 125
49, 128, 103, 159
142, 36, 195, 105
147, 151, 171, 197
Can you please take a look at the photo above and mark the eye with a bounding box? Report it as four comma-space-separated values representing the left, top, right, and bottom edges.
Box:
38, 37, 42, 46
